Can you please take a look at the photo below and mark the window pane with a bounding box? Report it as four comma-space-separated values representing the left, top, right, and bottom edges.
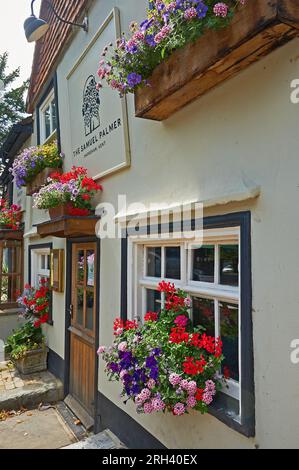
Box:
220, 302, 239, 382
220, 245, 239, 286
165, 247, 180, 279
51, 100, 57, 132
47, 255, 50, 270
2, 248, 17, 273
86, 250, 95, 287
192, 245, 214, 283
146, 247, 161, 277
146, 289, 161, 313
86, 290, 94, 331
1, 276, 21, 303
40, 255, 45, 270
192, 297, 215, 336
76, 288, 84, 326
44, 106, 51, 138
77, 251, 85, 284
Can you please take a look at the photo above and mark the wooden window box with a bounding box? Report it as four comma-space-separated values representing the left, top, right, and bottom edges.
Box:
26, 167, 62, 196
35, 216, 100, 239
0, 229, 23, 241
135, 1, 299, 121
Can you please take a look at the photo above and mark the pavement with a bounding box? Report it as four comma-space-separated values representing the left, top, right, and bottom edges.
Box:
0, 407, 77, 449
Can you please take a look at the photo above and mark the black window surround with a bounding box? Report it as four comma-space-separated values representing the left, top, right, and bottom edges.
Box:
120, 211, 255, 438
36, 72, 61, 150
28, 243, 53, 325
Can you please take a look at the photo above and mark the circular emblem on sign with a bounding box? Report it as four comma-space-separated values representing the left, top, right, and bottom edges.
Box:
82, 75, 101, 137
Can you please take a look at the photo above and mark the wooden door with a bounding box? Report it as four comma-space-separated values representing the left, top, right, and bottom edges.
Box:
67, 242, 97, 426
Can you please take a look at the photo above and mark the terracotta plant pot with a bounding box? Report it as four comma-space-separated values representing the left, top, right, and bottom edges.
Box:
26, 167, 63, 196
12, 347, 48, 375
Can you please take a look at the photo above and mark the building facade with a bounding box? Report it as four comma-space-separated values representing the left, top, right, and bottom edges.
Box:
2, 0, 299, 448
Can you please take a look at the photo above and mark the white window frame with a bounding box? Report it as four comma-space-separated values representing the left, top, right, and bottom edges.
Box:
127, 227, 241, 404
31, 247, 51, 288
39, 90, 57, 144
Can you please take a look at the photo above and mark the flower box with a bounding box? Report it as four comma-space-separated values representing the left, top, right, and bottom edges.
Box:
48, 203, 92, 220
12, 347, 48, 375
36, 216, 100, 239
0, 229, 23, 241
26, 167, 62, 196
135, 0, 299, 121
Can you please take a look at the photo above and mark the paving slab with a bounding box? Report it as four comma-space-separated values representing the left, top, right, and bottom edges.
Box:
62, 429, 126, 449
0, 408, 77, 449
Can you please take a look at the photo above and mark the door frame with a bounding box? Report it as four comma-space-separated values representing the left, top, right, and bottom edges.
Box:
64, 236, 100, 425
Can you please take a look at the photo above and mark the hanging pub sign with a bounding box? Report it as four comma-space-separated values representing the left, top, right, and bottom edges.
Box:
67, 8, 131, 180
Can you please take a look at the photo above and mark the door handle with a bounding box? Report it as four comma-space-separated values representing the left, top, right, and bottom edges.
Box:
69, 304, 73, 319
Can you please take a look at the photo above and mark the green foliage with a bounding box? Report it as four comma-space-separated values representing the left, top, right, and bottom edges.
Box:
5, 322, 45, 360
0, 52, 29, 147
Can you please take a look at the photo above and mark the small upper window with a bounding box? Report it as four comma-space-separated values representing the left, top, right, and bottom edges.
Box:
39, 90, 57, 143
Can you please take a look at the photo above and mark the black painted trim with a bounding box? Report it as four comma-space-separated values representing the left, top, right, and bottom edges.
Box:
28, 243, 53, 325
48, 348, 65, 383
36, 72, 61, 150
96, 392, 166, 449
120, 211, 255, 438
64, 237, 101, 423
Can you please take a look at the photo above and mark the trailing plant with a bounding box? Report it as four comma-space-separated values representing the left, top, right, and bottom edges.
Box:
32, 166, 102, 215
11, 141, 63, 189
98, 281, 225, 416
0, 199, 22, 230
97, 0, 247, 95
5, 322, 45, 360
17, 279, 50, 328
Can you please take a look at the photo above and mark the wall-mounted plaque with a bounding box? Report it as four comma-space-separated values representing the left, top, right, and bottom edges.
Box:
67, 7, 131, 180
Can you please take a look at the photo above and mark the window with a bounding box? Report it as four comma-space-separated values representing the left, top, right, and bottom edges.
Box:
39, 90, 57, 143
0, 241, 23, 309
124, 212, 254, 436
131, 230, 240, 401
29, 244, 53, 324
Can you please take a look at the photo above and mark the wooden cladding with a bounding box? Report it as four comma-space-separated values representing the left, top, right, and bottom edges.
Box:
135, 0, 299, 121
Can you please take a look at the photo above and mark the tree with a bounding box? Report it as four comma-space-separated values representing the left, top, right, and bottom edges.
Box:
0, 52, 29, 147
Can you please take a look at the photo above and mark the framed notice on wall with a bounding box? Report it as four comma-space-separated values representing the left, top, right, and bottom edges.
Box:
50, 249, 64, 292
66, 7, 131, 180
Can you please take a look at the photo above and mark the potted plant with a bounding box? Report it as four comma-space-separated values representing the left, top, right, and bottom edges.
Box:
5, 322, 47, 375
98, 281, 225, 416
33, 166, 103, 220
5, 280, 50, 374
11, 141, 63, 196
0, 199, 22, 230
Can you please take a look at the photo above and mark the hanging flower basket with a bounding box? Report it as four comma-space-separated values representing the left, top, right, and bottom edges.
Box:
134, 0, 299, 120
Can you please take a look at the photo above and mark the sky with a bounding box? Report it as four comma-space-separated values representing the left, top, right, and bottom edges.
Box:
0, 0, 42, 86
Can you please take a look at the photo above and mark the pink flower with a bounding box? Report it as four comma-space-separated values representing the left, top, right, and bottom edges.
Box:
187, 396, 197, 408
118, 341, 127, 352
143, 402, 153, 414
115, 328, 123, 335
174, 315, 188, 328
173, 402, 185, 416
204, 380, 216, 395
180, 379, 190, 391
147, 379, 156, 390
213, 2, 229, 17
187, 381, 197, 395
139, 388, 151, 402
151, 398, 165, 412
184, 297, 191, 308
97, 345, 106, 355
184, 7, 198, 20
169, 373, 181, 386
202, 392, 214, 405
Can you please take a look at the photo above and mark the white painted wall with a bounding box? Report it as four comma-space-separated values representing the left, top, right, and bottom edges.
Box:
20, 0, 299, 449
